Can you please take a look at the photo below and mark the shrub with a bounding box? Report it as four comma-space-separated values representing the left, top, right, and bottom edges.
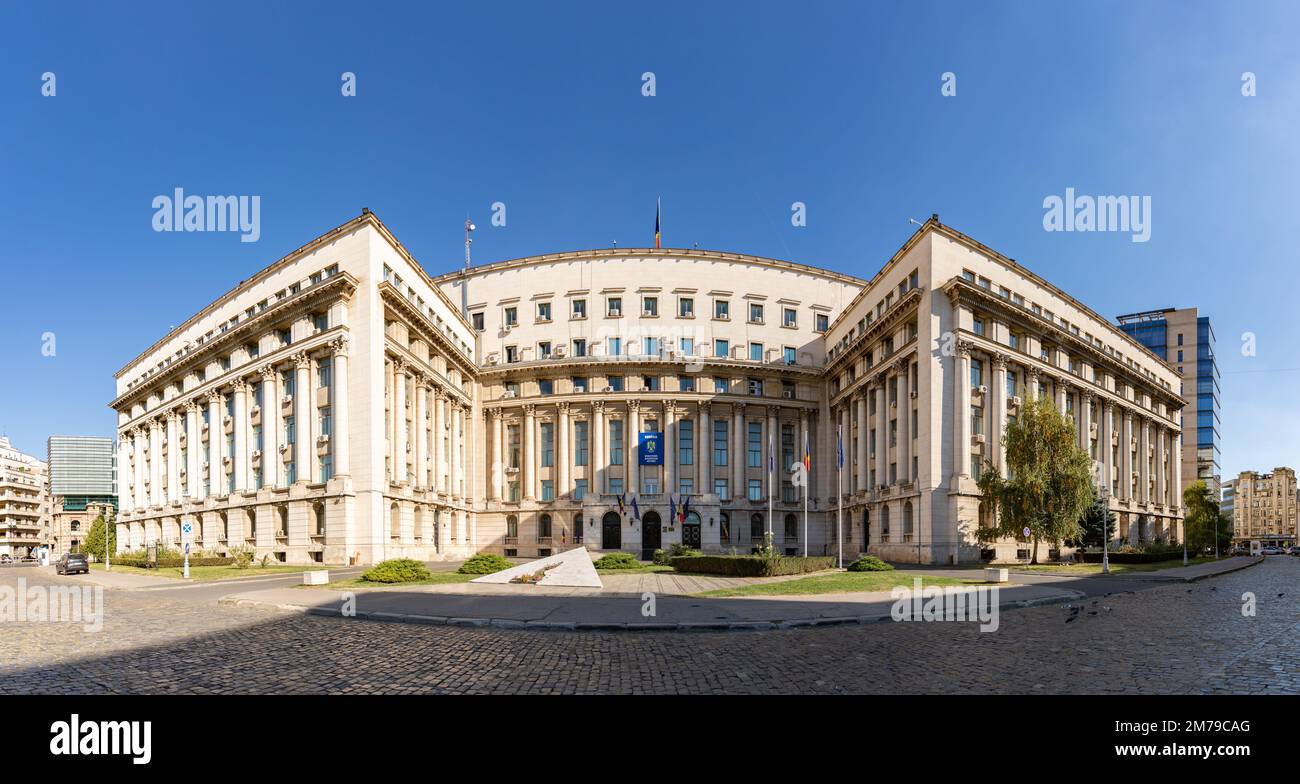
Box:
670, 555, 835, 577
652, 549, 672, 566
458, 552, 515, 574
228, 544, 255, 569
847, 555, 893, 572
593, 552, 641, 569
114, 555, 236, 569
362, 558, 433, 584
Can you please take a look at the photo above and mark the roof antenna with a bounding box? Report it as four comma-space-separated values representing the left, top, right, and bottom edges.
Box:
908, 218, 923, 226
612, 240, 618, 248
464, 216, 476, 269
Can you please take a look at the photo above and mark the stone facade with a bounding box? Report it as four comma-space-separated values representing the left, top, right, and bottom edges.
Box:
0, 436, 50, 557
1231, 468, 1297, 548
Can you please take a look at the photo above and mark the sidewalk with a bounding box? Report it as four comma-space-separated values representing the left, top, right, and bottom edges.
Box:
1012, 555, 1262, 582
55, 566, 179, 590
218, 579, 1083, 631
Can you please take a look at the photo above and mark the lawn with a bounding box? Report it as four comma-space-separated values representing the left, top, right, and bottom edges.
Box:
303, 572, 475, 590
695, 571, 973, 597
1009, 556, 1215, 575
91, 562, 328, 581
595, 564, 675, 575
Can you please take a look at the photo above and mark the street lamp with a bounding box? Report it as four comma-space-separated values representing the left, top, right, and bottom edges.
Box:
104, 505, 113, 572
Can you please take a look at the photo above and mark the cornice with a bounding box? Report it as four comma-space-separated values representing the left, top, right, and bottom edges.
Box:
379, 281, 478, 380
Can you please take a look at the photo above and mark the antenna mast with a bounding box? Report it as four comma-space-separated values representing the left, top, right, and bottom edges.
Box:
464, 216, 476, 269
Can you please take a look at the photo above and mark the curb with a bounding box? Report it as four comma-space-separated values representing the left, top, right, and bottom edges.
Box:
217, 587, 1084, 632
1182, 556, 1265, 583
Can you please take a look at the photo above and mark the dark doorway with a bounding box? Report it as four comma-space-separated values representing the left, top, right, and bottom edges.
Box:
682, 512, 701, 549
641, 511, 661, 560
601, 511, 621, 550
863, 508, 871, 547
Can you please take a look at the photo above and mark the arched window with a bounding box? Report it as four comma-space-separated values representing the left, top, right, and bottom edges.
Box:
506, 515, 519, 539
784, 513, 798, 540
881, 505, 891, 541
414, 507, 424, 542
193, 513, 203, 544
574, 514, 584, 544
750, 513, 764, 539
902, 501, 914, 543
539, 513, 553, 539
219, 511, 228, 542
277, 505, 288, 537
433, 509, 441, 552
246, 509, 257, 543
389, 503, 400, 542
312, 502, 325, 537
862, 508, 870, 545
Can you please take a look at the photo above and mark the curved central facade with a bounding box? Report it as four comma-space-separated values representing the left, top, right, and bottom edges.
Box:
109, 211, 1186, 566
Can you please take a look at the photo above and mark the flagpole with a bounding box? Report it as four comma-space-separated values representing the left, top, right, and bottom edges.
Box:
766, 431, 773, 549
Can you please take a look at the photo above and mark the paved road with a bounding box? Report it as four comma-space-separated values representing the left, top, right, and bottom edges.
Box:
0, 556, 1295, 694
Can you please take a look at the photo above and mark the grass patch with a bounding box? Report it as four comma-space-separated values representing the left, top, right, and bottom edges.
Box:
696, 571, 972, 597
91, 562, 327, 581
595, 564, 674, 575
304, 572, 475, 590
1010, 556, 1215, 575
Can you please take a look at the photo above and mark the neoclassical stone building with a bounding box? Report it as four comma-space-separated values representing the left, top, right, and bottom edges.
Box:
111, 211, 1183, 565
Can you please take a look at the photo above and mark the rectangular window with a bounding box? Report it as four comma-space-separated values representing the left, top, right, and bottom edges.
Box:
471, 312, 484, 331
573, 339, 587, 357
970, 358, 984, 388
680, 337, 694, 355
749, 303, 764, 323
574, 421, 589, 466
541, 480, 554, 501
972, 406, 984, 436
609, 420, 624, 465
507, 482, 520, 502
714, 478, 730, 500
747, 422, 762, 467
642, 295, 658, 316
679, 477, 694, 496
715, 339, 729, 358
608, 376, 625, 392
319, 453, 333, 483
747, 378, 763, 396
679, 420, 694, 465
538, 341, 552, 359
574, 479, 587, 501
572, 299, 586, 318
749, 342, 763, 361
782, 308, 797, 328
608, 477, 623, 496
537, 301, 552, 322
748, 479, 763, 501
504, 306, 518, 327
714, 377, 728, 393
713, 420, 729, 466
607, 297, 622, 317
679, 297, 694, 317
715, 299, 730, 319
319, 406, 332, 438
538, 379, 554, 396
783, 346, 797, 365
608, 336, 622, 356
644, 336, 660, 356
815, 313, 829, 332
508, 425, 520, 469
572, 376, 588, 393
643, 375, 660, 391
679, 376, 696, 392
541, 422, 554, 467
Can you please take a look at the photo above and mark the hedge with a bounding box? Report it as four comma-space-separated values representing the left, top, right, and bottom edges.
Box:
361, 558, 433, 583
669, 555, 836, 577
593, 552, 641, 569
847, 555, 894, 572
458, 552, 515, 574
1076, 551, 1186, 564
113, 556, 237, 569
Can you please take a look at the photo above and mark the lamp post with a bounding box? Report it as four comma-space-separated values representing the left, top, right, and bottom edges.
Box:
104, 505, 113, 572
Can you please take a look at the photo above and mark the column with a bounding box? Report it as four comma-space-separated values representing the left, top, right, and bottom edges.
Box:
766, 406, 778, 503
293, 353, 312, 481
875, 381, 888, 488
664, 403, 676, 496
232, 379, 249, 493
259, 367, 280, 488
433, 389, 446, 494
839, 406, 851, 494
732, 403, 744, 499
698, 403, 711, 492
593, 402, 606, 495
451, 402, 463, 500
118, 436, 133, 514
1120, 411, 1133, 501
393, 361, 407, 484
627, 401, 640, 495
1101, 402, 1114, 497
855, 394, 868, 491
1154, 425, 1166, 506
898, 360, 912, 483
1079, 393, 1093, 462
991, 355, 1006, 477
149, 418, 162, 507
132, 428, 146, 511
1138, 418, 1150, 505
1055, 381, 1067, 414
1172, 428, 1183, 516
955, 342, 972, 480
332, 338, 350, 478
207, 391, 222, 495
166, 411, 181, 504
522, 404, 535, 500
489, 410, 503, 501
387, 358, 397, 479
414, 373, 428, 488
558, 402, 571, 498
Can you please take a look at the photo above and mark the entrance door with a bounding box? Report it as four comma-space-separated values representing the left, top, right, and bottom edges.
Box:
641, 512, 661, 560
682, 512, 701, 549
601, 511, 622, 550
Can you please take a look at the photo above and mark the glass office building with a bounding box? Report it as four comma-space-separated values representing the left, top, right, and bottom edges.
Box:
1116, 308, 1220, 498
47, 435, 117, 510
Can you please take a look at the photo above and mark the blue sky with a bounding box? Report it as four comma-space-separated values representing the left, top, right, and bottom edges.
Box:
1, 0, 1297, 483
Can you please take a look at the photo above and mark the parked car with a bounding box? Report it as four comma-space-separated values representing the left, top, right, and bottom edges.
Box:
0, 554, 11, 564
1289, 547, 1300, 556
54, 553, 89, 575
1260, 546, 1283, 555
19, 555, 36, 563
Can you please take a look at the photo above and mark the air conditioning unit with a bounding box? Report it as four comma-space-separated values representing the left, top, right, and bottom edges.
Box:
278, 444, 290, 454
502, 390, 517, 399
782, 390, 795, 399
972, 434, 986, 445
603, 386, 614, 393
251, 449, 262, 460
486, 354, 499, 366
1010, 395, 1022, 407
553, 346, 567, 358
222, 415, 232, 427
976, 385, 988, 395
221, 456, 232, 466
282, 395, 293, 406
909, 390, 918, 400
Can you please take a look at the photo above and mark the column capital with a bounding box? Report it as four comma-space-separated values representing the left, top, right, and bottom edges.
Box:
232, 377, 250, 393
412, 370, 429, 386
488, 408, 504, 420
628, 399, 641, 413
955, 339, 976, 357
205, 389, 223, 404
329, 335, 350, 357
292, 351, 313, 370
558, 401, 571, 414
183, 400, 202, 415
150, 416, 165, 431
522, 403, 537, 416
592, 400, 606, 414
390, 355, 406, 372
892, 357, 910, 375
258, 364, 277, 381
431, 386, 447, 401
992, 352, 1009, 369
165, 408, 180, 423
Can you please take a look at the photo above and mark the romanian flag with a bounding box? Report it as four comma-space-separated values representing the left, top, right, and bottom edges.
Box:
654, 198, 661, 249
803, 431, 812, 474
616, 494, 625, 515
680, 494, 690, 523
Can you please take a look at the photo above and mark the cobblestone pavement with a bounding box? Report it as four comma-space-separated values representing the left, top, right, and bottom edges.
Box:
1, 557, 1295, 694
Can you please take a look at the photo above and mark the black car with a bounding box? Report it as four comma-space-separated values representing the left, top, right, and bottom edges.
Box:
54, 553, 89, 575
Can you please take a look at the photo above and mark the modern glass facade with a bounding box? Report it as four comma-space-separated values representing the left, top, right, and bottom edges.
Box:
1117, 308, 1220, 496
46, 435, 117, 510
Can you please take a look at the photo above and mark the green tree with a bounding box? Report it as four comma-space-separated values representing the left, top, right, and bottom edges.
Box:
81, 513, 117, 561
1074, 492, 1116, 548
977, 396, 1094, 563
1183, 480, 1229, 555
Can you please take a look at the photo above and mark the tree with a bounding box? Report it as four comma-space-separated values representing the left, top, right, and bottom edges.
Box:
1183, 480, 1229, 556
1074, 492, 1116, 548
977, 396, 1094, 563
82, 513, 116, 561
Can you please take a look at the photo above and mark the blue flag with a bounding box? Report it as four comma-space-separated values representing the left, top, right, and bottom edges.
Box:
669, 494, 677, 523
836, 425, 844, 469
631, 496, 640, 522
